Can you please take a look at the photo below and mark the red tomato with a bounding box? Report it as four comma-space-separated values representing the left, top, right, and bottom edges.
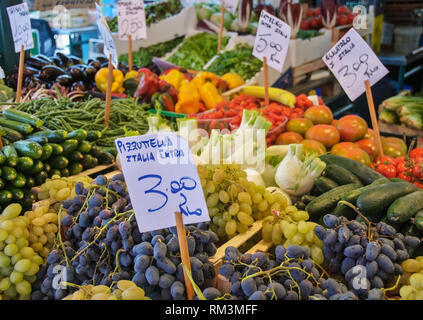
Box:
410, 148, 423, 159
397, 172, 412, 182
337, 15, 349, 26
413, 181, 423, 189
394, 156, 405, 166
376, 164, 397, 178
309, 18, 319, 29
306, 8, 315, 17
301, 20, 310, 30
396, 161, 411, 174
347, 13, 355, 24
412, 165, 423, 179
338, 5, 350, 15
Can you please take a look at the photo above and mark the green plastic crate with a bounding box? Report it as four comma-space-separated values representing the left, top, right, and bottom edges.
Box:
148, 109, 188, 122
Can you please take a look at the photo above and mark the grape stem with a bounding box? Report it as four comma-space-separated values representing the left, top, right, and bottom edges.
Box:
57, 206, 70, 267
337, 200, 374, 240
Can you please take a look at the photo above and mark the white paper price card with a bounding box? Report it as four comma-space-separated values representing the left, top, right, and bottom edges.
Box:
7, 3, 34, 53
117, 0, 147, 41
253, 10, 291, 73
96, 3, 118, 68
115, 133, 210, 233
224, 0, 240, 15
323, 28, 389, 102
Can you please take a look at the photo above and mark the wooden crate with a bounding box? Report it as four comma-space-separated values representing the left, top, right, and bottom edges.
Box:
292, 58, 327, 86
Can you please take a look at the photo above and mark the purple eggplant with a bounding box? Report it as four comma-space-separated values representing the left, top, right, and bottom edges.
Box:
39, 65, 66, 81
56, 74, 74, 87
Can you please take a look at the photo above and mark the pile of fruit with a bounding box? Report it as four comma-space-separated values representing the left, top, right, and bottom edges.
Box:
301, 5, 355, 30
399, 257, 423, 300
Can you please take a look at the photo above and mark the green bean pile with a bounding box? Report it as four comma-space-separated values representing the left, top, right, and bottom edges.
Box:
14, 97, 158, 149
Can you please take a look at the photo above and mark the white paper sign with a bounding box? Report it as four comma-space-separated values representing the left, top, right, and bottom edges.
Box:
96, 3, 118, 68
224, 0, 240, 14
308, 95, 320, 106
115, 133, 210, 233
323, 28, 389, 101
253, 10, 291, 73
7, 3, 34, 53
0, 67, 5, 79
117, 0, 147, 41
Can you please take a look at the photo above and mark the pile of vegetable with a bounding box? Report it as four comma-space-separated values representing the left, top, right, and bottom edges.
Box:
206, 43, 262, 81
300, 5, 355, 30
13, 96, 163, 150
108, 0, 184, 32
118, 37, 184, 68
167, 33, 230, 71
379, 92, 423, 130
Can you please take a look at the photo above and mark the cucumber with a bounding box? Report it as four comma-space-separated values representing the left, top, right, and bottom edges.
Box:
81, 154, 95, 168
86, 130, 102, 142
78, 140, 92, 154
68, 129, 87, 142
89, 146, 104, 158
301, 195, 316, 205
2, 145, 18, 166
314, 176, 339, 193
13, 140, 43, 159
25, 177, 35, 189
99, 151, 114, 164
26, 136, 48, 144
10, 188, 24, 201
399, 222, 422, 238
30, 130, 68, 143
17, 156, 34, 171
60, 168, 69, 177
69, 163, 83, 175
323, 164, 363, 186
29, 160, 44, 174
0, 117, 33, 134
61, 139, 78, 156
0, 126, 23, 142
49, 143, 63, 155
319, 154, 384, 185
295, 201, 306, 210
0, 151, 6, 165
40, 144, 53, 161
387, 191, 423, 224
69, 150, 83, 162
381, 215, 404, 231
11, 173, 26, 188
49, 155, 69, 170
34, 171, 48, 186
2, 108, 43, 128
413, 210, 423, 231
0, 190, 12, 204
103, 147, 117, 156
49, 169, 61, 178
333, 178, 390, 219
357, 182, 418, 222
306, 184, 360, 221
2, 166, 16, 181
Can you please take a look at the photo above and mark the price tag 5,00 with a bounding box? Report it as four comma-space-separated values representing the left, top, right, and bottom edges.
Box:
117, 0, 147, 41
96, 3, 118, 68
7, 3, 34, 53
323, 28, 389, 101
253, 10, 291, 73
115, 133, 209, 233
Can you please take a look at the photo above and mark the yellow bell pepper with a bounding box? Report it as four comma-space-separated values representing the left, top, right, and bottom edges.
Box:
161, 69, 185, 90
95, 68, 125, 93
191, 72, 221, 90
199, 82, 223, 110
221, 73, 244, 90
175, 81, 200, 114
125, 70, 138, 80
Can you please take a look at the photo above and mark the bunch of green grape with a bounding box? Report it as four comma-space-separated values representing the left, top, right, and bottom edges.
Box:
198, 164, 288, 240
0, 204, 44, 300
62, 280, 150, 300
262, 206, 324, 265
400, 257, 423, 300
37, 175, 92, 202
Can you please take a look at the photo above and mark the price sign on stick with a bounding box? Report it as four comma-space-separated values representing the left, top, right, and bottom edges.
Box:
96, 3, 118, 68
322, 28, 389, 102
115, 133, 209, 233
253, 10, 291, 73
7, 3, 34, 53
117, 0, 147, 41
225, 0, 240, 14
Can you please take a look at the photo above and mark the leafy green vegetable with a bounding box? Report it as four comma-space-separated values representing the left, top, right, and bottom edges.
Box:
206, 43, 262, 80
119, 37, 184, 67
296, 29, 324, 40
167, 33, 230, 70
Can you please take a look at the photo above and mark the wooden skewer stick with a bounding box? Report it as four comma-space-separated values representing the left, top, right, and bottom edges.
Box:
105, 54, 113, 127
15, 44, 25, 103
128, 35, 133, 72
218, 1, 225, 53
174, 211, 194, 300
364, 80, 384, 159
263, 56, 269, 108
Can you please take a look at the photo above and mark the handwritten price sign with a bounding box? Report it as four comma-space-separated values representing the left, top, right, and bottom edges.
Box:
323, 28, 389, 101
253, 10, 291, 73
7, 3, 34, 53
115, 133, 209, 233
96, 3, 118, 68
117, 0, 147, 41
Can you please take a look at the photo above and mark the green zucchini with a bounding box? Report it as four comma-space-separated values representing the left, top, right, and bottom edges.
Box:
17, 156, 34, 171
26, 135, 48, 145
0, 178, 5, 190
2, 166, 16, 181
387, 191, 423, 224
30, 129, 68, 143
319, 154, 384, 185
10, 188, 24, 201
323, 163, 363, 186
29, 160, 44, 174
1, 138, 9, 146
61, 139, 78, 156
25, 177, 35, 189
314, 176, 339, 194
2, 145, 18, 166
81, 154, 95, 168
43, 163, 51, 173
11, 173, 26, 188
357, 182, 418, 222
34, 171, 48, 186
0, 190, 12, 204
69, 150, 83, 162
49, 155, 69, 170
0, 126, 23, 142
99, 151, 114, 164
78, 140, 92, 154
60, 168, 69, 177
333, 177, 390, 219
49, 169, 61, 178
390, 178, 404, 183
306, 184, 361, 221
69, 163, 83, 175
0, 117, 33, 134
86, 130, 102, 142
49, 143, 63, 155
68, 129, 87, 142
301, 195, 316, 205
89, 146, 104, 158
0, 150, 6, 165
13, 140, 43, 159
413, 210, 423, 231
2, 108, 43, 128
40, 144, 53, 161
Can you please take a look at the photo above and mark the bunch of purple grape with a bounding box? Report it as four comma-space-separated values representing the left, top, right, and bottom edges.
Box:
314, 214, 421, 299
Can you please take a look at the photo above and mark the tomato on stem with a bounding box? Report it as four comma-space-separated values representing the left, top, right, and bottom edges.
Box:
376, 164, 397, 178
